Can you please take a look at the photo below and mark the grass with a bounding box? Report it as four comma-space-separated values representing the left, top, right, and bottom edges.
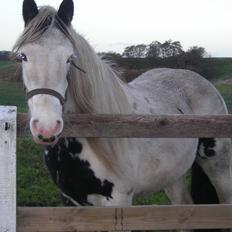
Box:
17, 138, 62, 206
134, 191, 170, 205
200, 58, 232, 83
209, 58, 232, 80
215, 84, 232, 113
0, 61, 21, 80
0, 61, 14, 69
0, 80, 27, 112
1, 59, 232, 206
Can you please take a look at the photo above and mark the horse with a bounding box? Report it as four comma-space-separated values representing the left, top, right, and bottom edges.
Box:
14, 0, 232, 230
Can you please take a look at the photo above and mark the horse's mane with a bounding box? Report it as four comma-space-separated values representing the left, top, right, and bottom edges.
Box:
14, 6, 133, 176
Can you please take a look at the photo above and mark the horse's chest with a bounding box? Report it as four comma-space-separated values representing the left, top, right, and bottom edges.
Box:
44, 138, 114, 206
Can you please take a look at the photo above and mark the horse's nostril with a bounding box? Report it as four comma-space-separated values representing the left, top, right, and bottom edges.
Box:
57, 120, 61, 125
50, 136, 56, 142
32, 119, 39, 129
32, 119, 39, 125
38, 134, 43, 140
37, 134, 57, 143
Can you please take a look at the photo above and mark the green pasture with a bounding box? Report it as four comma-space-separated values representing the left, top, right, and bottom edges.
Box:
17, 138, 61, 206
209, 58, 232, 81
0, 61, 13, 69
0, 80, 27, 112
215, 84, 232, 112
1, 59, 232, 206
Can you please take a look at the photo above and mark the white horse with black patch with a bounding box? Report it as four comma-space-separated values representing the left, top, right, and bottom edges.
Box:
14, 0, 232, 230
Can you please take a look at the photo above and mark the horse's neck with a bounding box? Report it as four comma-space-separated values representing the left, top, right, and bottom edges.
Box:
91, 64, 131, 114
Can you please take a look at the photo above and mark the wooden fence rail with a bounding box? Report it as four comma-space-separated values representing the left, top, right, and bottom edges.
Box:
1, 106, 232, 232
17, 205, 232, 232
17, 113, 232, 137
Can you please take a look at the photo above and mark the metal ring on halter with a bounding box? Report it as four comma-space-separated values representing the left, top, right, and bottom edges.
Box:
26, 88, 66, 106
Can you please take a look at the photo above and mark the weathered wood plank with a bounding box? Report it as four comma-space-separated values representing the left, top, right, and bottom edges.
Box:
0, 106, 16, 232
17, 113, 232, 138
17, 205, 232, 231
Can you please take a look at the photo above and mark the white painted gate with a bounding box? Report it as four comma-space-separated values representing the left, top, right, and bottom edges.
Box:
0, 106, 16, 232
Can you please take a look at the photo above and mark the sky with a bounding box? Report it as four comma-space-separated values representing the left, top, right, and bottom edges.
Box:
1, 0, 232, 57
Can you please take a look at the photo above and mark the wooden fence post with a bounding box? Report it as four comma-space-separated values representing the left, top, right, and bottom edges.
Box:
0, 106, 16, 232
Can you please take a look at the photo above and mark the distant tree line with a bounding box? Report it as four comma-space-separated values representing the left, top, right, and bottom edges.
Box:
0, 51, 12, 61
122, 40, 185, 58
98, 40, 214, 81
99, 40, 206, 59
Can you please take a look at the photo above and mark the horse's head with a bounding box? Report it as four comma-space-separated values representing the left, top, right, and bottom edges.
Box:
16, 0, 75, 145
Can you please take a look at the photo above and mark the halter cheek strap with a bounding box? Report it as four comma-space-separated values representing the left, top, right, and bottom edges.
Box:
26, 88, 65, 106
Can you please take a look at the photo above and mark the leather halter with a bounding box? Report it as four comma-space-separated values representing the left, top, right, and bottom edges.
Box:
26, 88, 65, 106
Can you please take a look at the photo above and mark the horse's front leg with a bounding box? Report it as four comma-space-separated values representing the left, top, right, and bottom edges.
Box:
164, 175, 193, 232
164, 175, 192, 205
88, 188, 134, 232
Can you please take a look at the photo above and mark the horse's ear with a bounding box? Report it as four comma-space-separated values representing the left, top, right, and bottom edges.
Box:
23, 0, 38, 26
57, 0, 74, 26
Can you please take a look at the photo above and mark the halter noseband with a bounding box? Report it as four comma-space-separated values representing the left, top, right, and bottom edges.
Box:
26, 88, 65, 106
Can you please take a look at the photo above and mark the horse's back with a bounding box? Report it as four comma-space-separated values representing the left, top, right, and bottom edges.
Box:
128, 68, 227, 115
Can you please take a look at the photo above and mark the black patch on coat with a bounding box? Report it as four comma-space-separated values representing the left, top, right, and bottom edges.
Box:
197, 138, 216, 159
45, 138, 114, 206
60, 193, 76, 206
176, 107, 184, 114
191, 162, 219, 204
191, 162, 221, 232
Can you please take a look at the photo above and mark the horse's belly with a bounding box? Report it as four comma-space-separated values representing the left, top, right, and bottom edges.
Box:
134, 138, 198, 196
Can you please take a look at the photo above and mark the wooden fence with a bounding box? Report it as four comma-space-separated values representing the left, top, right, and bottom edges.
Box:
1, 105, 232, 232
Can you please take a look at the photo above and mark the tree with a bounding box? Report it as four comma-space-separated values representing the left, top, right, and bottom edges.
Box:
146, 41, 162, 58
134, 44, 147, 58
160, 40, 183, 58
98, 52, 122, 59
122, 44, 147, 58
186, 46, 206, 59
146, 40, 183, 58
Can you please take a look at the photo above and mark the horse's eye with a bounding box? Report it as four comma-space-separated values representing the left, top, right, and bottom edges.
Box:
66, 57, 71, 64
16, 53, 28, 62
67, 55, 77, 64
66, 55, 86, 73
